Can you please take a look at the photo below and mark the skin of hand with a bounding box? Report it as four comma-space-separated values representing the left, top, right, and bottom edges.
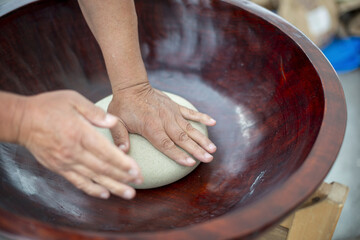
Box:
108, 83, 217, 166
79, 0, 218, 165
16, 90, 143, 200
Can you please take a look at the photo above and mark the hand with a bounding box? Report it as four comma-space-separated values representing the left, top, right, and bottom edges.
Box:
108, 83, 217, 166
18, 90, 142, 200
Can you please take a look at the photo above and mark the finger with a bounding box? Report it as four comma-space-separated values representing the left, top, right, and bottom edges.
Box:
179, 106, 216, 126
143, 127, 196, 167
72, 93, 118, 128
177, 117, 217, 154
72, 156, 137, 184
61, 170, 110, 199
165, 118, 213, 163
110, 119, 130, 153
93, 175, 136, 200
80, 127, 142, 180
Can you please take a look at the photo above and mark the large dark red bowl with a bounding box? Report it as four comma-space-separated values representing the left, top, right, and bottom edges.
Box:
0, 0, 346, 239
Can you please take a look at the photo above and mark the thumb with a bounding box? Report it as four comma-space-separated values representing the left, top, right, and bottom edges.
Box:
110, 120, 130, 153
74, 95, 118, 128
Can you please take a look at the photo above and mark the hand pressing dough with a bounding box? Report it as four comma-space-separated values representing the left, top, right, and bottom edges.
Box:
94, 92, 208, 189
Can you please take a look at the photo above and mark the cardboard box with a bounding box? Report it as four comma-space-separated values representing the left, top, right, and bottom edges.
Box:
251, 0, 279, 10
278, 0, 339, 47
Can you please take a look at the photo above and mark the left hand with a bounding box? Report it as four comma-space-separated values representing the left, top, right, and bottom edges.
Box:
107, 83, 217, 167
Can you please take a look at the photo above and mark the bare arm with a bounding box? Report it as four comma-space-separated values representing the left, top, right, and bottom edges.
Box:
78, 0, 146, 91
0, 91, 26, 143
0, 90, 142, 200
79, 0, 217, 166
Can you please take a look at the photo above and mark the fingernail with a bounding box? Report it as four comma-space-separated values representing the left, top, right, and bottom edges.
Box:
123, 189, 135, 200
105, 114, 117, 124
100, 192, 109, 199
209, 118, 216, 124
208, 143, 217, 151
128, 168, 139, 177
204, 152, 213, 161
119, 144, 127, 151
186, 157, 196, 165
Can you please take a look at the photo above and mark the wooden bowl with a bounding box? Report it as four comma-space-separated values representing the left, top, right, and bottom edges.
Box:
0, 0, 346, 239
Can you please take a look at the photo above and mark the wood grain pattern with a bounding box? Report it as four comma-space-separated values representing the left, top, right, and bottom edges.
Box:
257, 182, 349, 240
0, 0, 346, 239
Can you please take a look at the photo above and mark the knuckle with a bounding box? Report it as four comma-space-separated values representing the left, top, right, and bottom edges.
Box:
178, 131, 189, 142
57, 162, 72, 171
142, 121, 160, 136
112, 132, 121, 142
160, 138, 175, 150
185, 122, 194, 132
58, 146, 74, 160
97, 163, 112, 175
45, 156, 63, 171
188, 109, 197, 116
148, 126, 165, 139
103, 167, 115, 177
66, 127, 83, 144
83, 169, 96, 179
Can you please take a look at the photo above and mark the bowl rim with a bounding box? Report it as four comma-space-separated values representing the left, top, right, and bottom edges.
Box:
0, 0, 347, 239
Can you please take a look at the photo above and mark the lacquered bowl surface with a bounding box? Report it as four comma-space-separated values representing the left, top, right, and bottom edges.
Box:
0, 0, 346, 239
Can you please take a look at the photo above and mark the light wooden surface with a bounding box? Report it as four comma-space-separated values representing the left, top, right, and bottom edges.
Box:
258, 182, 349, 240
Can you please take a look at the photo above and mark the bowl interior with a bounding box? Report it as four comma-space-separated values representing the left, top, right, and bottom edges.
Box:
0, 0, 324, 234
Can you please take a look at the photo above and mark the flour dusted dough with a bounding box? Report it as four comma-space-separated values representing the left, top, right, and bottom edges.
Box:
95, 92, 207, 189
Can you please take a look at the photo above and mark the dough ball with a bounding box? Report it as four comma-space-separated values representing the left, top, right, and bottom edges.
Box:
94, 92, 208, 189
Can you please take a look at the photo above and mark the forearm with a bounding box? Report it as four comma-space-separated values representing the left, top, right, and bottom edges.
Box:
78, 0, 147, 92
0, 91, 27, 143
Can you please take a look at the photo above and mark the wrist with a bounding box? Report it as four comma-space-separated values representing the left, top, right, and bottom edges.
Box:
101, 44, 149, 94
13, 95, 30, 146
0, 92, 29, 144
111, 76, 150, 95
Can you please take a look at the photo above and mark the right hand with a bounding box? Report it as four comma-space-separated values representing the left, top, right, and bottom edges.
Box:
17, 90, 142, 200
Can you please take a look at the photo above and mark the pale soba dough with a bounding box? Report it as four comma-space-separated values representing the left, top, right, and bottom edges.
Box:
94, 92, 208, 189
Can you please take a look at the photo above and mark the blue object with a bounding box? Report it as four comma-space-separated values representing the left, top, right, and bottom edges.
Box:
321, 37, 360, 73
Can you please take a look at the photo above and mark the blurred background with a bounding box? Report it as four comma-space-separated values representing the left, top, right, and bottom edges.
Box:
251, 0, 360, 239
